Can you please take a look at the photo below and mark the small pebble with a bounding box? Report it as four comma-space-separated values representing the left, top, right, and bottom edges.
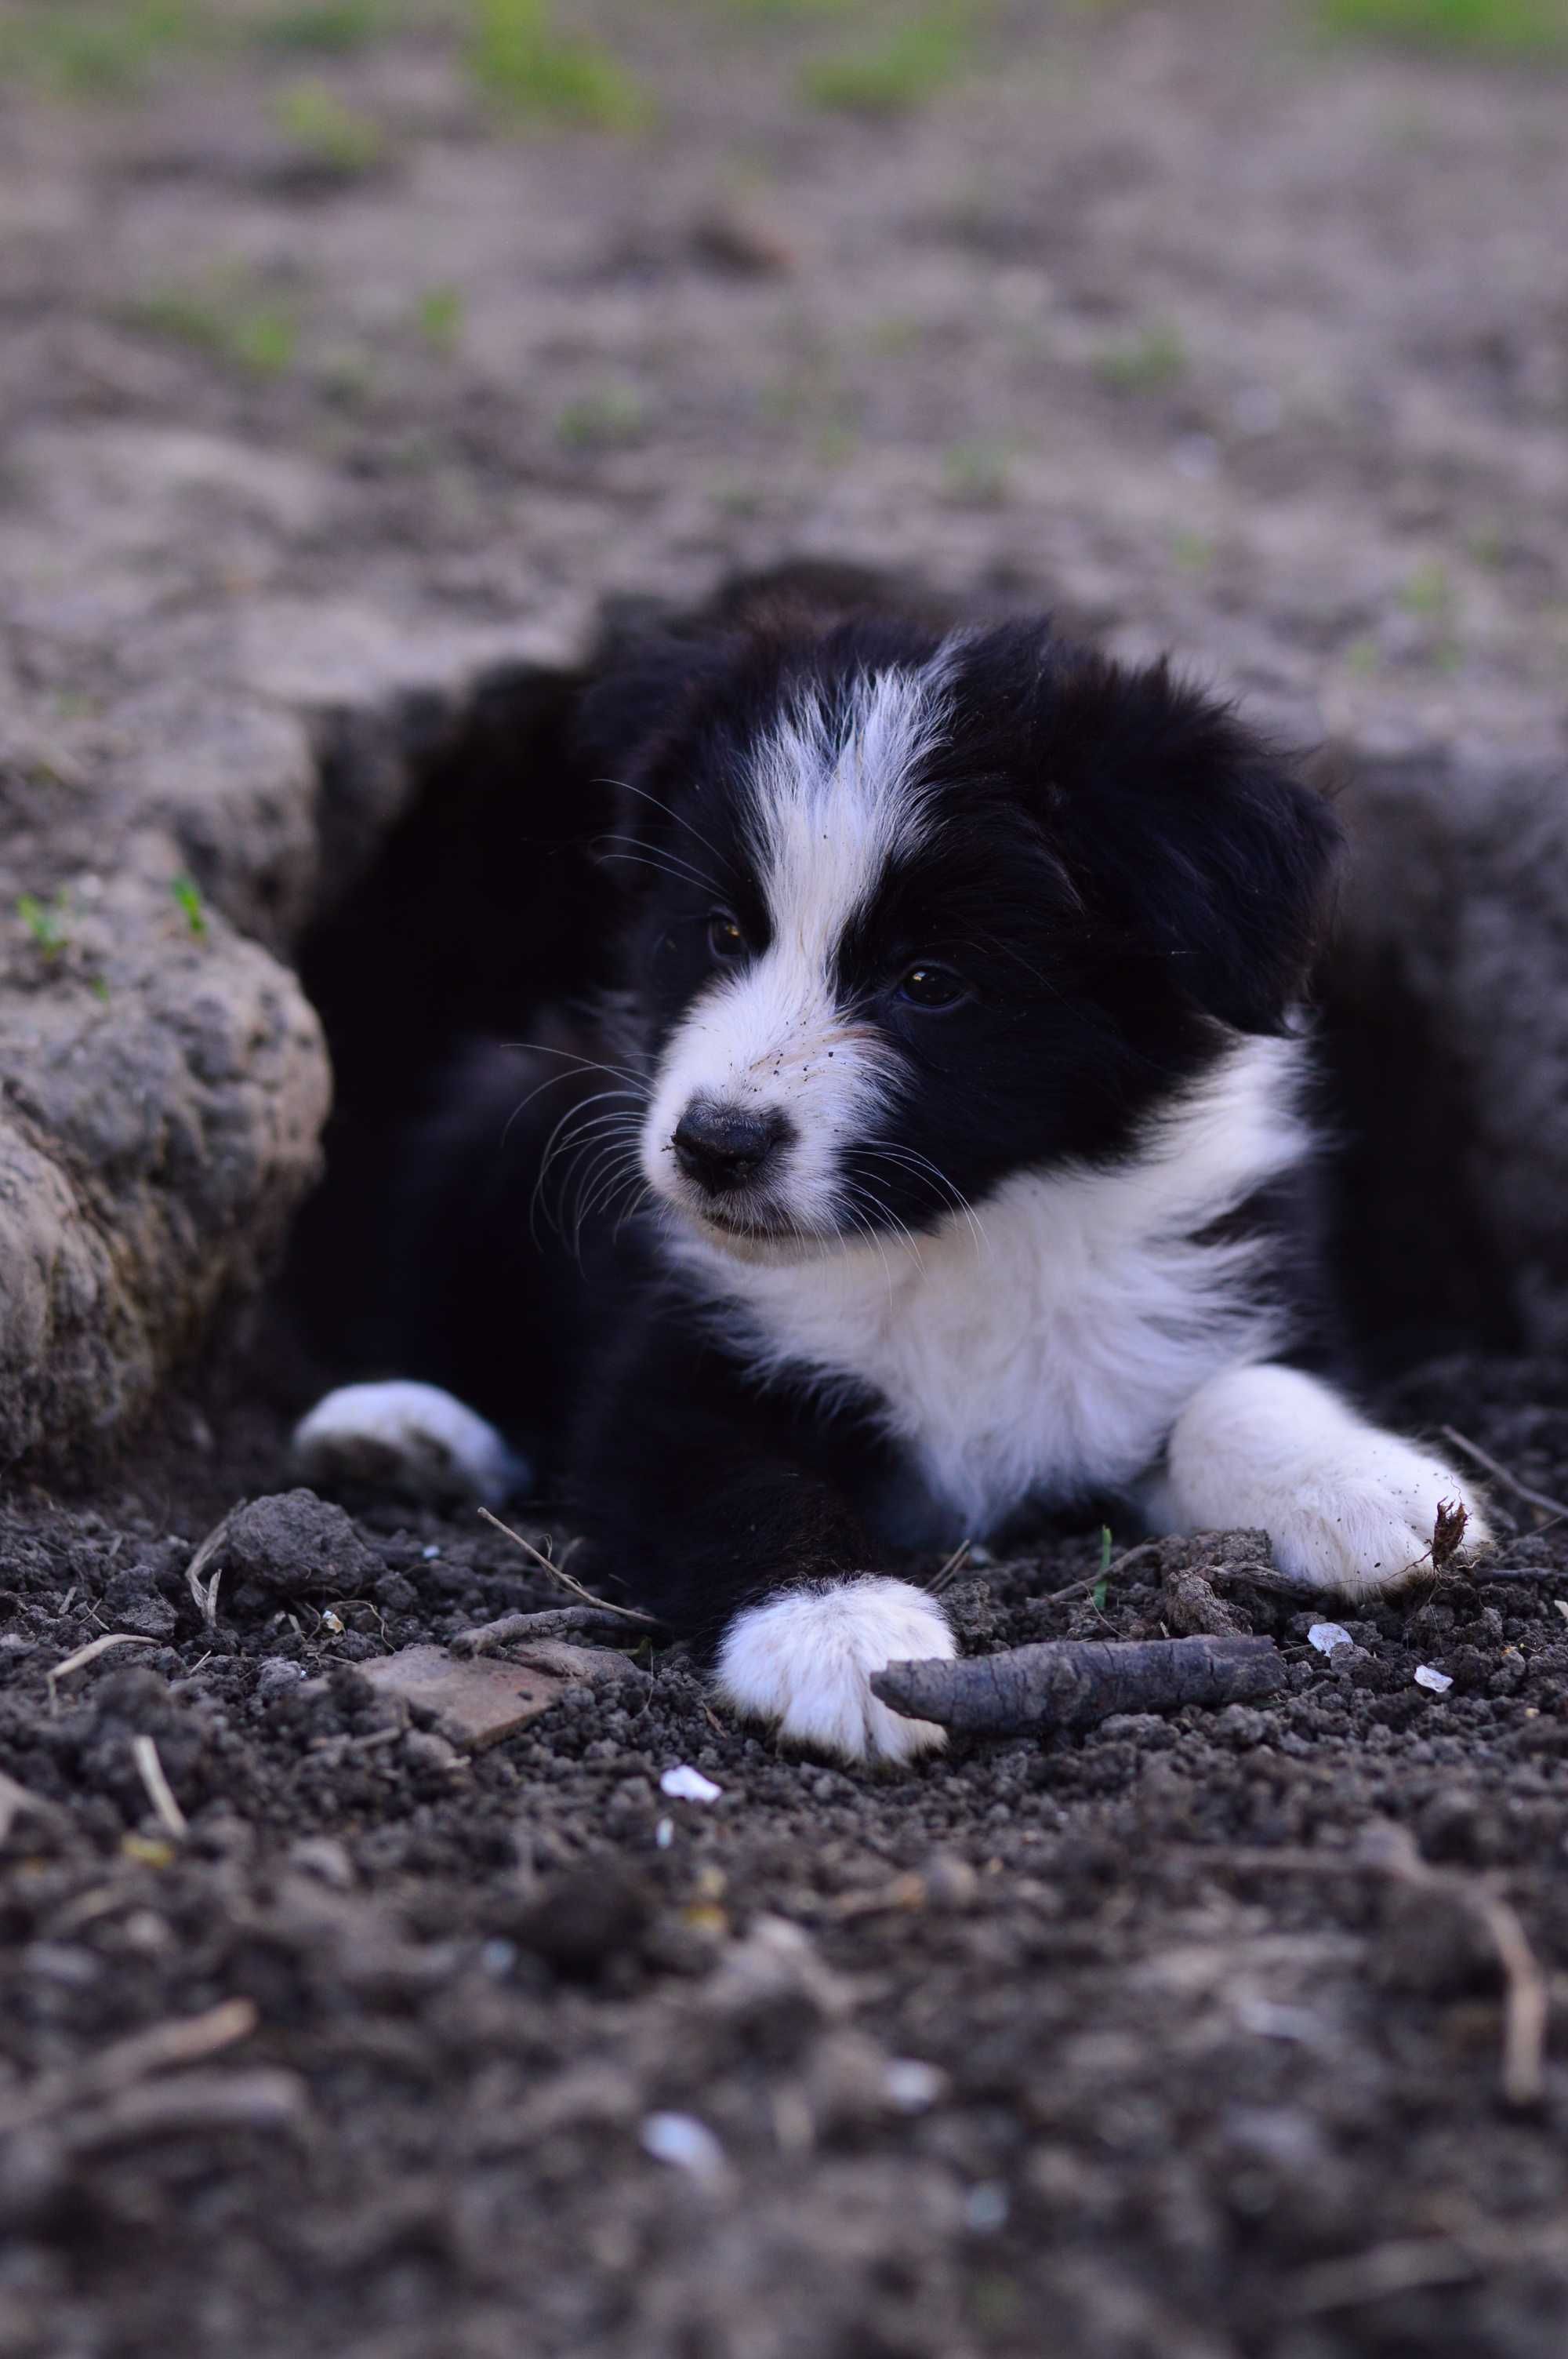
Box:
1414, 1664, 1454, 1693
641, 2112, 726, 2182
884, 2058, 948, 2114
965, 2182, 1010, 2235
422, 1544, 441, 1561
1308, 1622, 1352, 1656
660, 1765, 722, 1804
1236, 1997, 1320, 2043
655, 1816, 674, 1849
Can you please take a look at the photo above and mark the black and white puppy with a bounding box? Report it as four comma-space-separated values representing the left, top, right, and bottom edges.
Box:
294, 614, 1487, 1763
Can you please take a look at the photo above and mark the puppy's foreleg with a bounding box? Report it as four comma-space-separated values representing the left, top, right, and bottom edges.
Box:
1159, 1364, 1490, 1597
572, 1340, 954, 1766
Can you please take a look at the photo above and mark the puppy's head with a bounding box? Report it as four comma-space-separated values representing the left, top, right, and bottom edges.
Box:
578, 617, 1339, 1260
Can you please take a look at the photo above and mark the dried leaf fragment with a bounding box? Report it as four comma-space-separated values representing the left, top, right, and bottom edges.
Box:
1431, 1498, 1468, 1572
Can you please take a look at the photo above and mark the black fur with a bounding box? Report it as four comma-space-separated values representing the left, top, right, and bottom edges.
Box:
332, 614, 1341, 1658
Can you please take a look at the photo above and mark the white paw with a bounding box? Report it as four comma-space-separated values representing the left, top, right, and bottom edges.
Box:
1261, 1442, 1491, 1598
1164, 1365, 1491, 1600
290, 1381, 529, 1508
714, 1577, 954, 1766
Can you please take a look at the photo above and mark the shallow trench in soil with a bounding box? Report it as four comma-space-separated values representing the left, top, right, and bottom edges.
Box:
277, 564, 1520, 1409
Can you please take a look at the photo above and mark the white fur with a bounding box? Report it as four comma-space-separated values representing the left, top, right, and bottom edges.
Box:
715, 1576, 953, 1765
1157, 1363, 1490, 1595
641, 662, 951, 1239
673, 1035, 1309, 1537
291, 1380, 528, 1507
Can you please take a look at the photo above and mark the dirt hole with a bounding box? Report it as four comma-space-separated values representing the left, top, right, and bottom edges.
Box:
274, 565, 1522, 1411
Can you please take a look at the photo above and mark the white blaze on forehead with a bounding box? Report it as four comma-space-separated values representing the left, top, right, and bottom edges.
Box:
742, 666, 949, 951
642, 656, 956, 1241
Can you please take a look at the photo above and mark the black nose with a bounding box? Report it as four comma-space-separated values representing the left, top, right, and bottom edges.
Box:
672, 1101, 792, 1197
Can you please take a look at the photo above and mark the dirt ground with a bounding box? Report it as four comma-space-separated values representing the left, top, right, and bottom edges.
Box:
3, 5, 1568, 2356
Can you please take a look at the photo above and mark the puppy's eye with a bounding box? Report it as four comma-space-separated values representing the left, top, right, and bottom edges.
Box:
707, 911, 747, 961
897, 964, 967, 1011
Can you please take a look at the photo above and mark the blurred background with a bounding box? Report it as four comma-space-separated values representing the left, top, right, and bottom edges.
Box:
2, 0, 1565, 758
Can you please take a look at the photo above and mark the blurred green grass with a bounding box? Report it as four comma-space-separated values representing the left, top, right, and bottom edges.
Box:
128, 272, 301, 374
5, 1, 1564, 124
1094, 322, 1188, 395
798, 5, 982, 114
0, 0, 202, 96
467, 0, 649, 126
257, 2, 389, 50
274, 76, 387, 168
1317, 0, 1568, 53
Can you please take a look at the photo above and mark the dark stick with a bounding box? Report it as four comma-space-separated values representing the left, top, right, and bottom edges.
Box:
871, 1633, 1285, 1736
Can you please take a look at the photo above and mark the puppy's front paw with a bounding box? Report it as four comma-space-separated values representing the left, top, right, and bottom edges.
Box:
1165, 1366, 1492, 1601
1265, 1442, 1491, 1598
291, 1380, 529, 1507
714, 1577, 954, 1766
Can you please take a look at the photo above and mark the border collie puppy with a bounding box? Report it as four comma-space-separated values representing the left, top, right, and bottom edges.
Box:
294, 615, 1487, 1764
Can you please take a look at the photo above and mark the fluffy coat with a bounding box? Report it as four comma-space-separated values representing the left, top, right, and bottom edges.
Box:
293, 614, 1486, 1762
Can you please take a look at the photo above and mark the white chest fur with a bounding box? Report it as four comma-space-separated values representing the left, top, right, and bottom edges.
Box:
671, 1036, 1311, 1537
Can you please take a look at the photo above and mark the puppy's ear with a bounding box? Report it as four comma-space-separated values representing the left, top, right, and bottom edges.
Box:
573, 634, 734, 793
1042, 652, 1341, 1034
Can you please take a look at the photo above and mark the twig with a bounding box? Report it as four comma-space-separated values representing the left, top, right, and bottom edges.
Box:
475, 1507, 658, 1626
47, 1631, 157, 1708
307, 1725, 405, 1761
1439, 1426, 1568, 1525
1041, 1539, 1163, 1611
1284, 2235, 1493, 2315
64, 2067, 307, 2152
452, 1603, 645, 1650
1472, 1887, 1550, 2110
1283, 2217, 1568, 2317
1195, 1830, 1548, 2108
924, 1539, 973, 1598
811, 1871, 928, 1921
872, 1633, 1285, 1736
0, 1997, 258, 2134
130, 1736, 188, 1840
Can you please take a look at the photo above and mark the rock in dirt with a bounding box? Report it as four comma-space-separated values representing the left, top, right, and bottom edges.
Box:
216, 1492, 380, 1600
356, 1641, 583, 1750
